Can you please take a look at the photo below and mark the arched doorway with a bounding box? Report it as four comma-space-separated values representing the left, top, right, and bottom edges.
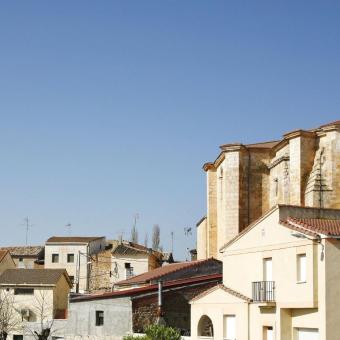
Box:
197, 315, 214, 338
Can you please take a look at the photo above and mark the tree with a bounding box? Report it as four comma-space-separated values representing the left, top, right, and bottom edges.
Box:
152, 224, 160, 251
0, 290, 21, 340
144, 232, 149, 248
24, 291, 60, 340
123, 325, 181, 340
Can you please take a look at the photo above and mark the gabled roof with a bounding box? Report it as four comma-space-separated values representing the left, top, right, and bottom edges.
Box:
112, 241, 162, 258
115, 258, 221, 286
190, 283, 252, 303
280, 217, 340, 238
46, 236, 105, 244
0, 250, 10, 263
0, 246, 44, 257
71, 273, 222, 303
0, 269, 72, 287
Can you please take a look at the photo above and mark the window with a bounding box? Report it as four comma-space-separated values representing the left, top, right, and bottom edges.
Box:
19, 258, 23, 262
263, 326, 273, 340
223, 315, 236, 340
96, 311, 104, 326
52, 254, 59, 263
14, 288, 34, 295
263, 258, 273, 281
69, 276, 75, 285
13, 336, 23, 340
67, 254, 74, 263
297, 254, 307, 283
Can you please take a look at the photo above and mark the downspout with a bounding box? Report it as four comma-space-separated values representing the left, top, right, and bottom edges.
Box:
246, 147, 251, 226
156, 280, 166, 325
247, 301, 250, 340
319, 148, 324, 210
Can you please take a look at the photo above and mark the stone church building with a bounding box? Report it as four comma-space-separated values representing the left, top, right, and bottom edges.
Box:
197, 120, 340, 260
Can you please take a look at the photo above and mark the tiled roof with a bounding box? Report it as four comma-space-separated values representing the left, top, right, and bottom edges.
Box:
0, 250, 9, 263
190, 284, 252, 303
0, 269, 71, 286
71, 273, 222, 303
280, 217, 340, 237
116, 258, 220, 286
46, 236, 105, 243
0, 246, 43, 257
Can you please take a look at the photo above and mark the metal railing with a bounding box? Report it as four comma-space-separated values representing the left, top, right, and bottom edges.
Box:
252, 281, 275, 302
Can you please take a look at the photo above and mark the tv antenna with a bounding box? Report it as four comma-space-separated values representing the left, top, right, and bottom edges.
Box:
22, 217, 34, 245
184, 226, 192, 237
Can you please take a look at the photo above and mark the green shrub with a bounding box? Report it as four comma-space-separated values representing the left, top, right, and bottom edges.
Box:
123, 324, 181, 340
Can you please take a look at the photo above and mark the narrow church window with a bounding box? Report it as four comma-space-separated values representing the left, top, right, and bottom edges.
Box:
274, 178, 279, 196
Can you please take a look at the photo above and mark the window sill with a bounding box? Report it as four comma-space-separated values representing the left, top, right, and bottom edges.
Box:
296, 281, 306, 284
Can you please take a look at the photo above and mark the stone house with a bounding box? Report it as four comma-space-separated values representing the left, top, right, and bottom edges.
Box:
0, 246, 44, 269
191, 205, 340, 340
89, 240, 172, 292
0, 268, 72, 340
44, 236, 106, 293
197, 120, 340, 260
65, 272, 222, 340
0, 250, 15, 274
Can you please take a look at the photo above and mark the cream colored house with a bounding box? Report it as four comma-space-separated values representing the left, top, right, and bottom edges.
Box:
197, 120, 340, 260
0, 250, 15, 274
44, 236, 106, 293
0, 268, 72, 340
191, 205, 340, 340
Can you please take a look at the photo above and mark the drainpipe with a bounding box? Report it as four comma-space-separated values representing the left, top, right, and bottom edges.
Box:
156, 280, 166, 325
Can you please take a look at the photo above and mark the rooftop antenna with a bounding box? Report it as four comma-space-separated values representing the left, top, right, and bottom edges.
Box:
184, 226, 192, 237
171, 231, 174, 254
22, 217, 34, 245
65, 223, 72, 235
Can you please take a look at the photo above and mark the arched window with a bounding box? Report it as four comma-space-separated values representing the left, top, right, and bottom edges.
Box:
198, 315, 214, 337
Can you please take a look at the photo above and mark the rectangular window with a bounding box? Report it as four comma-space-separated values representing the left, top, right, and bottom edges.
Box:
297, 254, 307, 283
223, 315, 236, 340
19, 258, 23, 262
14, 288, 34, 295
263, 326, 273, 340
67, 254, 74, 263
52, 254, 59, 263
263, 258, 273, 281
96, 311, 104, 326
13, 336, 23, 340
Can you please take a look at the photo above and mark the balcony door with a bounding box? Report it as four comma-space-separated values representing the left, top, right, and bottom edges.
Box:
263, 258, 272, 281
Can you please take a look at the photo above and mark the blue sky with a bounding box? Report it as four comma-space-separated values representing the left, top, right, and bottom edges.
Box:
0, 1, 339, 259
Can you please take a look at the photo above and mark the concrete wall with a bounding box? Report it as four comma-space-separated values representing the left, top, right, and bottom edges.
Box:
65, 297, 132, 340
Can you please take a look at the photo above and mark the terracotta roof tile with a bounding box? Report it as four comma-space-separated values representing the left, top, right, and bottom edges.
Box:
46, 236, 105, 243
0, 268, 71, 286
0, 250, 9, 263
0, 246, 43, 257
116, 258, 221, 286
281, 217, 340, 237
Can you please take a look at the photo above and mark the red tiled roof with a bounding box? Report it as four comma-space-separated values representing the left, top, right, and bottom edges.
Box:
71, 273, 222, 303
46, 236, 105, 243
116, 258, 221, 286
190, 283, 252, 303
280, 217, 340, 237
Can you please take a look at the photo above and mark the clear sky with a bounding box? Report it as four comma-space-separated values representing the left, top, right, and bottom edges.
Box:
0, 1, 339, 259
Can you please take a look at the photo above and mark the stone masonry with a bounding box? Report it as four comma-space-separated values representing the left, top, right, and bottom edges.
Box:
197, 120, 340, 260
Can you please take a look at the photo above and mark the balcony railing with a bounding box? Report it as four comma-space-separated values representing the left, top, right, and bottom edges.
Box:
252, 281, 275, 302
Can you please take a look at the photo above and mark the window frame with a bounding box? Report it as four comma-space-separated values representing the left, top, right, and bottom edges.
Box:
297, 253, 307, 283
51, 253, 59, 263
95, 310, 104, 326
67, 253, 75, 263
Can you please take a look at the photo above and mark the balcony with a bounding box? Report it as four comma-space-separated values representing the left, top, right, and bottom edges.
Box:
252, 281, 275, 303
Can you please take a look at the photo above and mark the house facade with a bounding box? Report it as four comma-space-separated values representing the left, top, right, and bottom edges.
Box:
0, 250, 15, 274
0, 246, 44, 269
66, 273, 222, 339
197, 120, 340, 260
0, 268, 72, 340
44, 236, 106, 292
191, 205, 340, 340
